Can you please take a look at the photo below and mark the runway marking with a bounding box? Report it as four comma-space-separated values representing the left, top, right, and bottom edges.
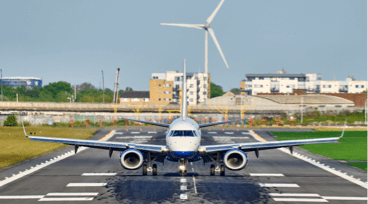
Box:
207, 132, 217, 134
193, 176, 197, 194
67, 183, 107, 187
242, 132, 250, 134
39, 197, 94, 201
180, 185, 187, 190
269, 193, 320, 197
213, 136, 249, 139
180, 194, 188, 199
0, 195, 44, 199
180, 178, 187, 183
249, 130, 368, 189
82, 173, 117, 176
224, 132, 234, 134
130, 132, 140, 134
250, 173, 284, 177
46, 193, 99, 196
114, 132, 124, 135
259, 183, 299, 187
321, 196, 368, 200
148, 131, 157, 134
0, 130, 116, 188
273, 198, 327, 202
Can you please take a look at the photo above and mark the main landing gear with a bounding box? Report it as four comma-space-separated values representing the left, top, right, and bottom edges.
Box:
143, 152, 157, 176
210, 164, 225, 176
210, 152, 225, 176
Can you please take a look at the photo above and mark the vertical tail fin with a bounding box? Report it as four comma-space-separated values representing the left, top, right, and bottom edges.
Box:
182, 59, 187, 121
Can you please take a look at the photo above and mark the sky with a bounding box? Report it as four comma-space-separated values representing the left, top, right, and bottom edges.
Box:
0, 0, 366, 92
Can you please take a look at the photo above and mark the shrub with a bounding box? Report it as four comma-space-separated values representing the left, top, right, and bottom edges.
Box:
4, 115, 18, 127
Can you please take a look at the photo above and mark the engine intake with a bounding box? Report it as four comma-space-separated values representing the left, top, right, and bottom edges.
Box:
223, 149, 248, 170
120, 149, 144, 170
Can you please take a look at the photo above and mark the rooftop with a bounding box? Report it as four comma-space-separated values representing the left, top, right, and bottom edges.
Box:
120, 91, 149, 98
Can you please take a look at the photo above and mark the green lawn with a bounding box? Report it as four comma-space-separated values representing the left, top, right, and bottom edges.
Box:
0, 127, 98, 169
346, 162, 367, 171
271, 131, 367, 162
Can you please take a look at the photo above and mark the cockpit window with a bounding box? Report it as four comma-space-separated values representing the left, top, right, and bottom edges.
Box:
171, 130, 196, 137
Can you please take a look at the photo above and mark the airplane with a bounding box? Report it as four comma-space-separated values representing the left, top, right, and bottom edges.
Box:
23, 60, 345, 176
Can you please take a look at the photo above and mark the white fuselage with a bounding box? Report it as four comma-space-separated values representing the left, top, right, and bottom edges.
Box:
165, 117, 201, 160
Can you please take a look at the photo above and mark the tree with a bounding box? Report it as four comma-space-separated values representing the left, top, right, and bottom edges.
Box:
125, 87, 133, 91
96, 94, 112, 103
82, 95, 96, 103
362, 90, 367, 93
230, 88, 241, 92
4, 115, 18, 126
210, 82, 225, 98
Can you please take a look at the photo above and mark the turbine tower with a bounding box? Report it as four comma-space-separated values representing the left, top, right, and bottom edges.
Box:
161, 0, 228, 74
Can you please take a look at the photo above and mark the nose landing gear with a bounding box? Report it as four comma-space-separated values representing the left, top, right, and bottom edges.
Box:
179, 159, 188, 176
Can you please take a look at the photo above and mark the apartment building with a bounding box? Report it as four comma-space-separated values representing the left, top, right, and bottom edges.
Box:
151, 71, 210, 105
240, 70, 367, 95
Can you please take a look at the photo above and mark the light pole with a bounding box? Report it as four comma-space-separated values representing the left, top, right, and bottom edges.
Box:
0, 69, 2, 101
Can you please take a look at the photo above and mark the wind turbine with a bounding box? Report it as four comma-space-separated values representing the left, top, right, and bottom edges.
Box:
161, 0, 229, 74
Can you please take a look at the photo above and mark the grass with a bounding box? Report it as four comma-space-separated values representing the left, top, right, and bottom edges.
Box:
346, 162, 367, 171
0, 126, 98, 169
272, 131, 367, 162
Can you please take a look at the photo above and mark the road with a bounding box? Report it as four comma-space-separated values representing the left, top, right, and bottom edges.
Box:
0, 127, 366, 203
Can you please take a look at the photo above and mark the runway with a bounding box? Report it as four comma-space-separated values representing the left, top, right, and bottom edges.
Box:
0, 127, 366, 203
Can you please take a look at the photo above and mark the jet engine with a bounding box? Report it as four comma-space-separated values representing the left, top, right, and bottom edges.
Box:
120, 149, 144, 170
223, 149, 248, 170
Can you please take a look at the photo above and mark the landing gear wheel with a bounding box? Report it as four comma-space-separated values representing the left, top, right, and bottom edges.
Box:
210, 164, 215, 176
152, 164, 157, 176
142, 164, 147, 176
220, 165, 225, 176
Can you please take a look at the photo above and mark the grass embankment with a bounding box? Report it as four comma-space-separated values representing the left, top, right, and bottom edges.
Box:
272, 131, 367, 171
0, 127, 98, 169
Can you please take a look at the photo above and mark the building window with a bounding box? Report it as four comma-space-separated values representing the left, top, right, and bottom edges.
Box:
286, 85, 290, 88
164, 91, 171, 94
158, 91, 161, 94
175, 77, 180, 81
356, 85, 359, 88
260, 85, 263, 88
290, 77, 294, 80
164, 84, 171, 87
158, 98, 161, 101
190, 91, 193, 95
361, 85, 365, 88
190, 84, 194, 88
153, 76, 158, 79
259, 77, 264, 80
203, 84, 206, 88
123, 98, 128, 101
158, 84, 161, 87
328, 85, 332, 88
190, 98, 193, 102
203, 92, 206, 95
176, 85, 180, 89
164, 98, 171, 101
204, 77, 207, 81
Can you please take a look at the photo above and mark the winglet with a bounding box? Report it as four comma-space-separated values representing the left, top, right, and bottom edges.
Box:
339, 119, 347, 139
22, 121, 30, 138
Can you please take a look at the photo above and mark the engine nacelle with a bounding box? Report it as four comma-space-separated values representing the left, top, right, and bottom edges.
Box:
223, 149, 248, 171
120, 149, 144, 170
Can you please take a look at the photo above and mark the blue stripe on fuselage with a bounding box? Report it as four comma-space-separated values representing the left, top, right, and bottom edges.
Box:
170, 151, 196, 158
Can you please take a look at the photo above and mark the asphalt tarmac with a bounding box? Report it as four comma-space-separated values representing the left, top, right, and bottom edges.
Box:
0, 127, 366, 204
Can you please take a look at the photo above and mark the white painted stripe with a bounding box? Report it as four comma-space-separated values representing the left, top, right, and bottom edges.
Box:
82, 173, 117, 176
116, 136, 152, 139
322, 196, 368, 200
180, 178, 187, 183
269, 193, 320, 197
249, 131, 368, 189
130, 132, 140, 134
46, 193, 98, 196
39, 197, 94, 201
213, 136, 249, 139
148, 131, 157, 134
180, 194, 188, 199
207, 132, 217, 134
259, 183, 299, 187
224, 132, 234, 134
180, 185, 187, 190
114, 132, 124, 135
0, 130, 116, 188
250, 173, 284, 177
0, 196, 44, 199
242, 132, 250, 134
67, 183, 107, 187
273, 198, 328, 202
193, 176, 197, 194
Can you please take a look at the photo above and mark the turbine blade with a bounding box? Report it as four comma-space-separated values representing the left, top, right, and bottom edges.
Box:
208, 28, 229, 68
206, 0, 225, 24
160, 23, 203, 29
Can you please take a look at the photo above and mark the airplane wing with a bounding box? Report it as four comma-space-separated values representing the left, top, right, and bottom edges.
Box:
199, 118, 248, 128
23, 124, 167, 153
118, 117, 170, 128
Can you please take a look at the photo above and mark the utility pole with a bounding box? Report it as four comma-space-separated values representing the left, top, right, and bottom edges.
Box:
300, 95, 304, 124
101, 71, 104, 103
113, 68, 120, 104
74, 86, 76, 102
1, 69, 2, 101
